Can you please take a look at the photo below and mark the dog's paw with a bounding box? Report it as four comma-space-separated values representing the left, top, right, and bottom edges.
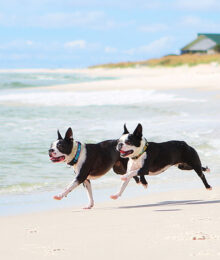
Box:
110, 195, 119, 200
53, 195, 63, 200
83, 205, 94, 210
206, 187, 212, 191
142, 184, 148, 189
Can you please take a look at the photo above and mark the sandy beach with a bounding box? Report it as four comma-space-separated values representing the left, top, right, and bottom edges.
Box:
2, 64, 220, 92
1, 65, 220, 259
1, 185, 220, 260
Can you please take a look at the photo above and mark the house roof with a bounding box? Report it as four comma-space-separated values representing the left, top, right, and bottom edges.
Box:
198, 33, 220, 44
181, 33, 220, 51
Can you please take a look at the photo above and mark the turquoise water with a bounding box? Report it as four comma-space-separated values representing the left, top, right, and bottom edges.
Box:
0, 71, 220, 215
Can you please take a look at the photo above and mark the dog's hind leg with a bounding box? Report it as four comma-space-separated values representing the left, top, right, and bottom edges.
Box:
183, 146, 212, 190
83, 179, 94, 209
178, 163, 193, 170
193, 165, 212, 190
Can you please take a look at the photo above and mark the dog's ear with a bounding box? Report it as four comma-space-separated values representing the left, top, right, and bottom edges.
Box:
133, 123, 142, 138
123, 123, 129, 134
64, 127, 73, 141
57, 130, 63, 140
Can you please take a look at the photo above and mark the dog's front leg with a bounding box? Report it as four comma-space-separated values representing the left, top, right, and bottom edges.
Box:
110, 178, 131, 200
83, 179, 94, 209
54, 178, 79, 200
110, 170, 138, 200
121, 170, 138, 181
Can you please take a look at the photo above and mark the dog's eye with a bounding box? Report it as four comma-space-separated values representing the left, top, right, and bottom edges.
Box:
58, 143, 64, 149
125, 140, 131, 145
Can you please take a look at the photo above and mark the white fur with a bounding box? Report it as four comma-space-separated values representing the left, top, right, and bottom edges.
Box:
83, 180, 94, 209
118, 134, 146, 158
72, 144, 87, 174
54, 144, 87, 200
51, 140, 64, 158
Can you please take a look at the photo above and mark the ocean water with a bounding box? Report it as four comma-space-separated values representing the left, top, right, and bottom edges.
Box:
0, 71, 220, 215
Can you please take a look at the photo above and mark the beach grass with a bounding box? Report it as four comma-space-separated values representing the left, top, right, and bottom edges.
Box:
90, 54, 220, 68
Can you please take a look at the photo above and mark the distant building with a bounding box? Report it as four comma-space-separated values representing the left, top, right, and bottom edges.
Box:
181, 33, 220, 54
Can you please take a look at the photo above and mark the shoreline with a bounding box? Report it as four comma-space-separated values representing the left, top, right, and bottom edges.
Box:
25, 65, 220, 92
2, 173, 219, 217
1, 186, 220, 259
1, 65, 220, 92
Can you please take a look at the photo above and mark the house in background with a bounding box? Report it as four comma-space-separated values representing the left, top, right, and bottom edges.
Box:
181, 33, 220, 54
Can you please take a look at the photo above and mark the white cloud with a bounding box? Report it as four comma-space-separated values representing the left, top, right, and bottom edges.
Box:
139, 23, 168, 33
0, 40, 38, 50
104, 46, 117, 53
124, 36, 174, 55
174, 0, 220, 10
180, 15, 220, 32
0, 10, 131, 30
64, 40, 86, 49
33, 11, 105, 28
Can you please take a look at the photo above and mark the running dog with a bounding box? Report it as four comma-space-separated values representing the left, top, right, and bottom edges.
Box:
111, 123, 211, 200
49, 127, 141, 209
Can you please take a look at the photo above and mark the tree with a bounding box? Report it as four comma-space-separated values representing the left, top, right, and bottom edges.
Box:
214, 44, 220, 53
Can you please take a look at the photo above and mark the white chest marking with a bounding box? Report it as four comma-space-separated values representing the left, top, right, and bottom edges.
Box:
73, 145, 87, 175
128, 153, 147, 172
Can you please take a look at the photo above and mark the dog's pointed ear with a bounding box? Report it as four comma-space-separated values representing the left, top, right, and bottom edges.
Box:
57, 130, 63, 140
133, 123, 142, 138
123, 123, 129, 134
64, 127, 73, 141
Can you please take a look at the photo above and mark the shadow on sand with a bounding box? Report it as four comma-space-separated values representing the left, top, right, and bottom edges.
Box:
118, 199, 220, 210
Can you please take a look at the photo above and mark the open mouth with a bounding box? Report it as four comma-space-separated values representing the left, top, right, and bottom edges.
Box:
50, 156, 65, 163
119, 150, 133, 157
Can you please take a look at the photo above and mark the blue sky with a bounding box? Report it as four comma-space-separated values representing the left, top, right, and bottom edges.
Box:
1, 0, 220, 68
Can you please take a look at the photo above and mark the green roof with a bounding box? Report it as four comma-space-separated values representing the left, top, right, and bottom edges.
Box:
198, 33, 220, 44
181, 33, 220, 51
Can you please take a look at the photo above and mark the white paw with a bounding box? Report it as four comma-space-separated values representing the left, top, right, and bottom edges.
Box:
142, 184, 148, 189
83, 204, 94, 209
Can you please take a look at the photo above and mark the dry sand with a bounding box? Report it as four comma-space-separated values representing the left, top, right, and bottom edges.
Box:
2, 64, 220, 92
1, 186, 220, 260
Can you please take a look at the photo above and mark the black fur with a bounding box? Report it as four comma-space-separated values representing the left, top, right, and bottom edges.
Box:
138, 141, 211, 189
49, 128, 140, 185
120, 124, 211, 190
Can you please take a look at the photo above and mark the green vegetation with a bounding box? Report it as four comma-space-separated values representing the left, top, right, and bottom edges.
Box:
214, 44, 220, 53
90, 54, 220, 68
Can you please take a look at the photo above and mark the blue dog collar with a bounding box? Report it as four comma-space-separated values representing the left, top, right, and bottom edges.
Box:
68, 142, 81, 166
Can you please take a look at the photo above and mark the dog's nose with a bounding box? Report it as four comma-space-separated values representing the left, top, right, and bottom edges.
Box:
118, 143, 123, 150
48, 149, 55, 156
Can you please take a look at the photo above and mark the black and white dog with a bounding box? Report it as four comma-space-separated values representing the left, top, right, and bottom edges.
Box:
48, 127, 141, 209
110, 123, 212, 200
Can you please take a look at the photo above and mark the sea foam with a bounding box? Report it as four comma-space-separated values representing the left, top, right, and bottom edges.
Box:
0, 89, 205, 106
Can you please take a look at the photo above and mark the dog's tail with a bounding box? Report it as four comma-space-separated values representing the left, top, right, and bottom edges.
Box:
202, 166, 210, 173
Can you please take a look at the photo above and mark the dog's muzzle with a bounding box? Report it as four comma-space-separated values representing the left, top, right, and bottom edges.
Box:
48, 149, 65, 163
